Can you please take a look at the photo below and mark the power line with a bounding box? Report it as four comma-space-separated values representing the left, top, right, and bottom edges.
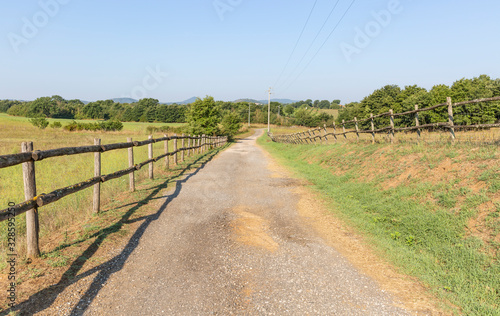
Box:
281, 0, 357, 94
272, 0, 319, 89
276, 0, 342, 90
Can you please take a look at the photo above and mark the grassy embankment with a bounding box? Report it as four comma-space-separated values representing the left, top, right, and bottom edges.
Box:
258, 131, 499, 315
0, 113, 186, 264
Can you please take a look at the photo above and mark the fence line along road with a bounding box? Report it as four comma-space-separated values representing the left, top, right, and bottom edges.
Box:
0, 134, 228, 258
268, 96, 500, 144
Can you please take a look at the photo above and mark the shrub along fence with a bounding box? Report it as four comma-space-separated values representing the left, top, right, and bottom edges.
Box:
0, 134, 228, 258
269, 97, 500, 144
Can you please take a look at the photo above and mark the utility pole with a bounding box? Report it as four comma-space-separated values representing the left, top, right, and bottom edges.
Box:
267, 87, 272, 132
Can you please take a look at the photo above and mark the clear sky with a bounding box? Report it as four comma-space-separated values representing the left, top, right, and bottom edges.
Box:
1, 0, 499, 104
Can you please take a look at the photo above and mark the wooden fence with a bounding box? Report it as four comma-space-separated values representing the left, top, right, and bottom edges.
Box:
0, 134, 228, 258
269, 96, 500, 144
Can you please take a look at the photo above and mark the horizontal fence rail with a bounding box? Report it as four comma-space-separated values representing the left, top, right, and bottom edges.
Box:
0, 134, 206, 169
268, 96, 500, 144
0, 134, 228, 258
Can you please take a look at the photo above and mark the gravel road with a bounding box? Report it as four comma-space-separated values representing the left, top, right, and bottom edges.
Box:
74, 129, 411, 315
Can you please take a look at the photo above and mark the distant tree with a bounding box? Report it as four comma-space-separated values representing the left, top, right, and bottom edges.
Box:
82, 102, 104, 119
317, 100, 330, 109
0, 100, 22, 113
29, 97, 56, 117
221, 112, 242, 139
284, 104, 295, 116
186, 96, 221, 135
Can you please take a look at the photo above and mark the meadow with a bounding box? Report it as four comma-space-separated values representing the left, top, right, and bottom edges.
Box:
0, 113, 186, 264
259, 129, 499, 314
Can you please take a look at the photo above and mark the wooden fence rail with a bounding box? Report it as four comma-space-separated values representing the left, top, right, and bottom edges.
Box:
0, 134, 228, 258
269, 96, 500, 144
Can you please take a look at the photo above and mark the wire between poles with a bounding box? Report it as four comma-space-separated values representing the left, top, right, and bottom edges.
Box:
281, 0, 357, 94
272, 0, 319, 89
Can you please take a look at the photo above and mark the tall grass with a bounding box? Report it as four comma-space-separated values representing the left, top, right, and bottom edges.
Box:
258, 132, 499, 315
0, 114, 186, 265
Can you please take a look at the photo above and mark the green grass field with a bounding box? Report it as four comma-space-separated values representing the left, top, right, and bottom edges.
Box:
0, 114, 187, 264
258, 131, 499, 315
315, 108, 339, 119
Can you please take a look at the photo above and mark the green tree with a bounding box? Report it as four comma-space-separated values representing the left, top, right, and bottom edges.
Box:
29, 97, 56, 117
221, 112, 242, 139
82, 102, 104, 119
186, 96, 221, 135
284, 104, 295, 116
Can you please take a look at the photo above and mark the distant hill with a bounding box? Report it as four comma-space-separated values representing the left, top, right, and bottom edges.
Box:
234, 98, 262, 104
264, 99, 297, 104
3, 96, 296, 105
112, 97, 138, 104
177, 97, 199, 104
234, 98, 297, 104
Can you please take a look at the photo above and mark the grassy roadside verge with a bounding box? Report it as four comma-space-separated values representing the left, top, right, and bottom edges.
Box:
258, 134, 499, 315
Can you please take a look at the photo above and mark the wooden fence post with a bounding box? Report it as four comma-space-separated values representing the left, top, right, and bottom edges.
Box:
187, 135, 191, 157
342, 120, 347, 139
370, 113, 375, 144
193, 136, 196, 154
389, 109, 395, 144
332, 122, 337, 142
201, 134, 205, 153
22, 142, 40, 258
197, 136, 201, 154
93, 138, 101, 214
181, 134, 185, 162
447, 97, 456, 142
173, 134, 178, 165
354, 117, 359, 142
415, 105, 420, 144
323, 124, 328, 144
164, 134, 169, 169
148, 135, 154, 179
127, 137, 135, 192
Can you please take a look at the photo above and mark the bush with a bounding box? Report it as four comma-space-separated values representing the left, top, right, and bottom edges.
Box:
50, 121, 62, 128
29, 117, 49, 129
63, 120, 123, 132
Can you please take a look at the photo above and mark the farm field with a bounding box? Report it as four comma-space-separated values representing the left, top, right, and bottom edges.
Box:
258, 128, 500, 314
316, 108, 339, 119
0, 114, 187, 265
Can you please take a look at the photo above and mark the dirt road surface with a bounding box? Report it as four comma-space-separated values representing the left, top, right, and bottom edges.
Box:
32, 130, 423, 315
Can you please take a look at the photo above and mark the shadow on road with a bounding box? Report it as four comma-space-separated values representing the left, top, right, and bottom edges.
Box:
8, 147, 226, 316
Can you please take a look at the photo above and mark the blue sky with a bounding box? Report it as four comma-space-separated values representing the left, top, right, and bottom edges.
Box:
1, 0, 499, 103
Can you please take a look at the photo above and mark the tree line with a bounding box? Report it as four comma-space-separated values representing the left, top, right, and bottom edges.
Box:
337, 75, 500, 128
1, 97, 187, 123
3, 74, 497, 130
